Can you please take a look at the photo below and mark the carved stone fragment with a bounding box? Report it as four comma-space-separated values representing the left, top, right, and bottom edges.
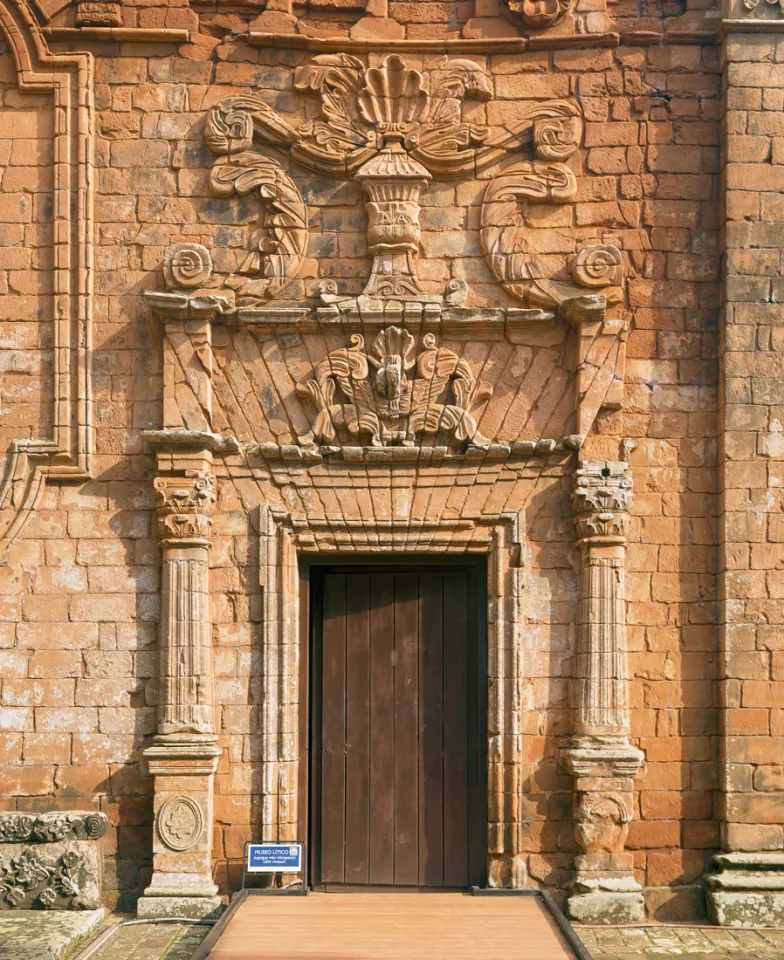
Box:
501, 0, 574, 29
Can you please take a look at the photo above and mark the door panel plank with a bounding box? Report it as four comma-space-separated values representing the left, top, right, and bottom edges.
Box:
369, 574, 395, 884
320, 574, 347, 883
442, 571, 469, 887
394, 574, 419, 886
345, 574, 371, 884
418, 573, 444, 886
316, 566, 478, 890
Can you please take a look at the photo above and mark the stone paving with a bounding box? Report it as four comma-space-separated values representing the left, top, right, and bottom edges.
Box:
577, 925, 784, 959
80, 922, 209, 960
63, 919, 784, 960
0, 909, 104, 960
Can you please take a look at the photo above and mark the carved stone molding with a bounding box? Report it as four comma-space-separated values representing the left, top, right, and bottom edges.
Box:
0, 812, 108, 845
0, 0, 94, 558
296, 327, 492, 449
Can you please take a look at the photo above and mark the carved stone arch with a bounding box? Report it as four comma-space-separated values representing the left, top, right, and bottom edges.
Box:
0, 0, 93, 560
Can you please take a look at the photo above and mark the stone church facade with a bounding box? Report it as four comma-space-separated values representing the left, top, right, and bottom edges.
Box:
0, 0, 781, 927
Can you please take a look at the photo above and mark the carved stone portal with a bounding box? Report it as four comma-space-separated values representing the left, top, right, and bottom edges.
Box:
296, 327, 492, 448
561, 461, 645, 924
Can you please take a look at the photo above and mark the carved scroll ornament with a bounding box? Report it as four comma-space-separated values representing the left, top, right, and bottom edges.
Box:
479, 108, 624, 312
296, 326, 492, 448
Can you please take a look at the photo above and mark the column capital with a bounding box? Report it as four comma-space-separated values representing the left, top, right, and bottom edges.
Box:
572, 460, 633, 544
154, 472, 217, 545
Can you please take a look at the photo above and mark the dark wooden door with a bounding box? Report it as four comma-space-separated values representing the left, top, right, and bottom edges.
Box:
311, 568, 481, 889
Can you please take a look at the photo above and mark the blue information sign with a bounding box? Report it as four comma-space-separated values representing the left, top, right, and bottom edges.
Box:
246, 843, 303, 874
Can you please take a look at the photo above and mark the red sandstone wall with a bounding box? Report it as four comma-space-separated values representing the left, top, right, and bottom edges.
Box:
0, 0, 727, 917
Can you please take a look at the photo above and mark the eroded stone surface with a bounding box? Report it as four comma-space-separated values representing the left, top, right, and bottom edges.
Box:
0, 909, 103, 960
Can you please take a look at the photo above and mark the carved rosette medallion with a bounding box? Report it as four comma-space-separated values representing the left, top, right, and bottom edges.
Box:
571, 461, 633, 542
157, 795, 204, 852
296, 327, 492, 448
154, 475, 217, 543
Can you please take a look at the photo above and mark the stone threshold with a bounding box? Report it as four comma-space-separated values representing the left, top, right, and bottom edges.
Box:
0, 909, 104, 960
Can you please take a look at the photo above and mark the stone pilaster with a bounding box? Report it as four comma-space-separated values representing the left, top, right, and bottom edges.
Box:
137, 452, 222, 920
561, 461, 645, 924
706, 3, 784, 927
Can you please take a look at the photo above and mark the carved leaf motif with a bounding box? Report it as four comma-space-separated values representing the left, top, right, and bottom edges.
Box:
359, 56, 428, 132
294, 54, 375, 170
209, 154, 308, 302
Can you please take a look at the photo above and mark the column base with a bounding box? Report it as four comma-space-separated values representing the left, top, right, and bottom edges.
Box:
706, 853, 784, 927
137, 895, 224, 920
568, 889, 645, 924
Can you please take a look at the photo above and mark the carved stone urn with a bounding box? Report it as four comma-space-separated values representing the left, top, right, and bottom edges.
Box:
355, 140, 437, 305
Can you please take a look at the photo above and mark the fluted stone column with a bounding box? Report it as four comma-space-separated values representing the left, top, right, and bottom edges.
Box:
561, 461, 645, 924
137, 453, 222, 920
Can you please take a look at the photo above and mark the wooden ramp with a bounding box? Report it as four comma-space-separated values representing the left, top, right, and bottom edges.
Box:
193, 891, 590, 960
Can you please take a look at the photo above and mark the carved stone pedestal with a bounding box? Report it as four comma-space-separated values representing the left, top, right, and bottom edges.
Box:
562, 462, 645, 924
562, 738, 645, 924
137, 736, 223, 919
137, 445, 224, 920
706, 854, 784, 927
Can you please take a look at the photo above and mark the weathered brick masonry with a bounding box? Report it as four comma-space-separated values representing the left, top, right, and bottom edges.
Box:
0, 0, 779, 926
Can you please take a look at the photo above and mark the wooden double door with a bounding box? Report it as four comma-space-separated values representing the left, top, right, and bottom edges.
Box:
308, 564, 485, 890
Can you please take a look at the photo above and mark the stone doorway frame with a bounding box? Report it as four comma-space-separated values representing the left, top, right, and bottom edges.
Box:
300, 554, 489, 890
259, 506, 527, 889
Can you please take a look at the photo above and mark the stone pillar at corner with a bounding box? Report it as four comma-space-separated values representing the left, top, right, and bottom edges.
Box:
705, 2, 784, 927
136, 456, 223, 920
561, 461, 645, 924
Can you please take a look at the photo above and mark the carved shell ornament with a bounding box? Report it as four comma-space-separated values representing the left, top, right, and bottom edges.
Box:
296, 327, 492, 449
